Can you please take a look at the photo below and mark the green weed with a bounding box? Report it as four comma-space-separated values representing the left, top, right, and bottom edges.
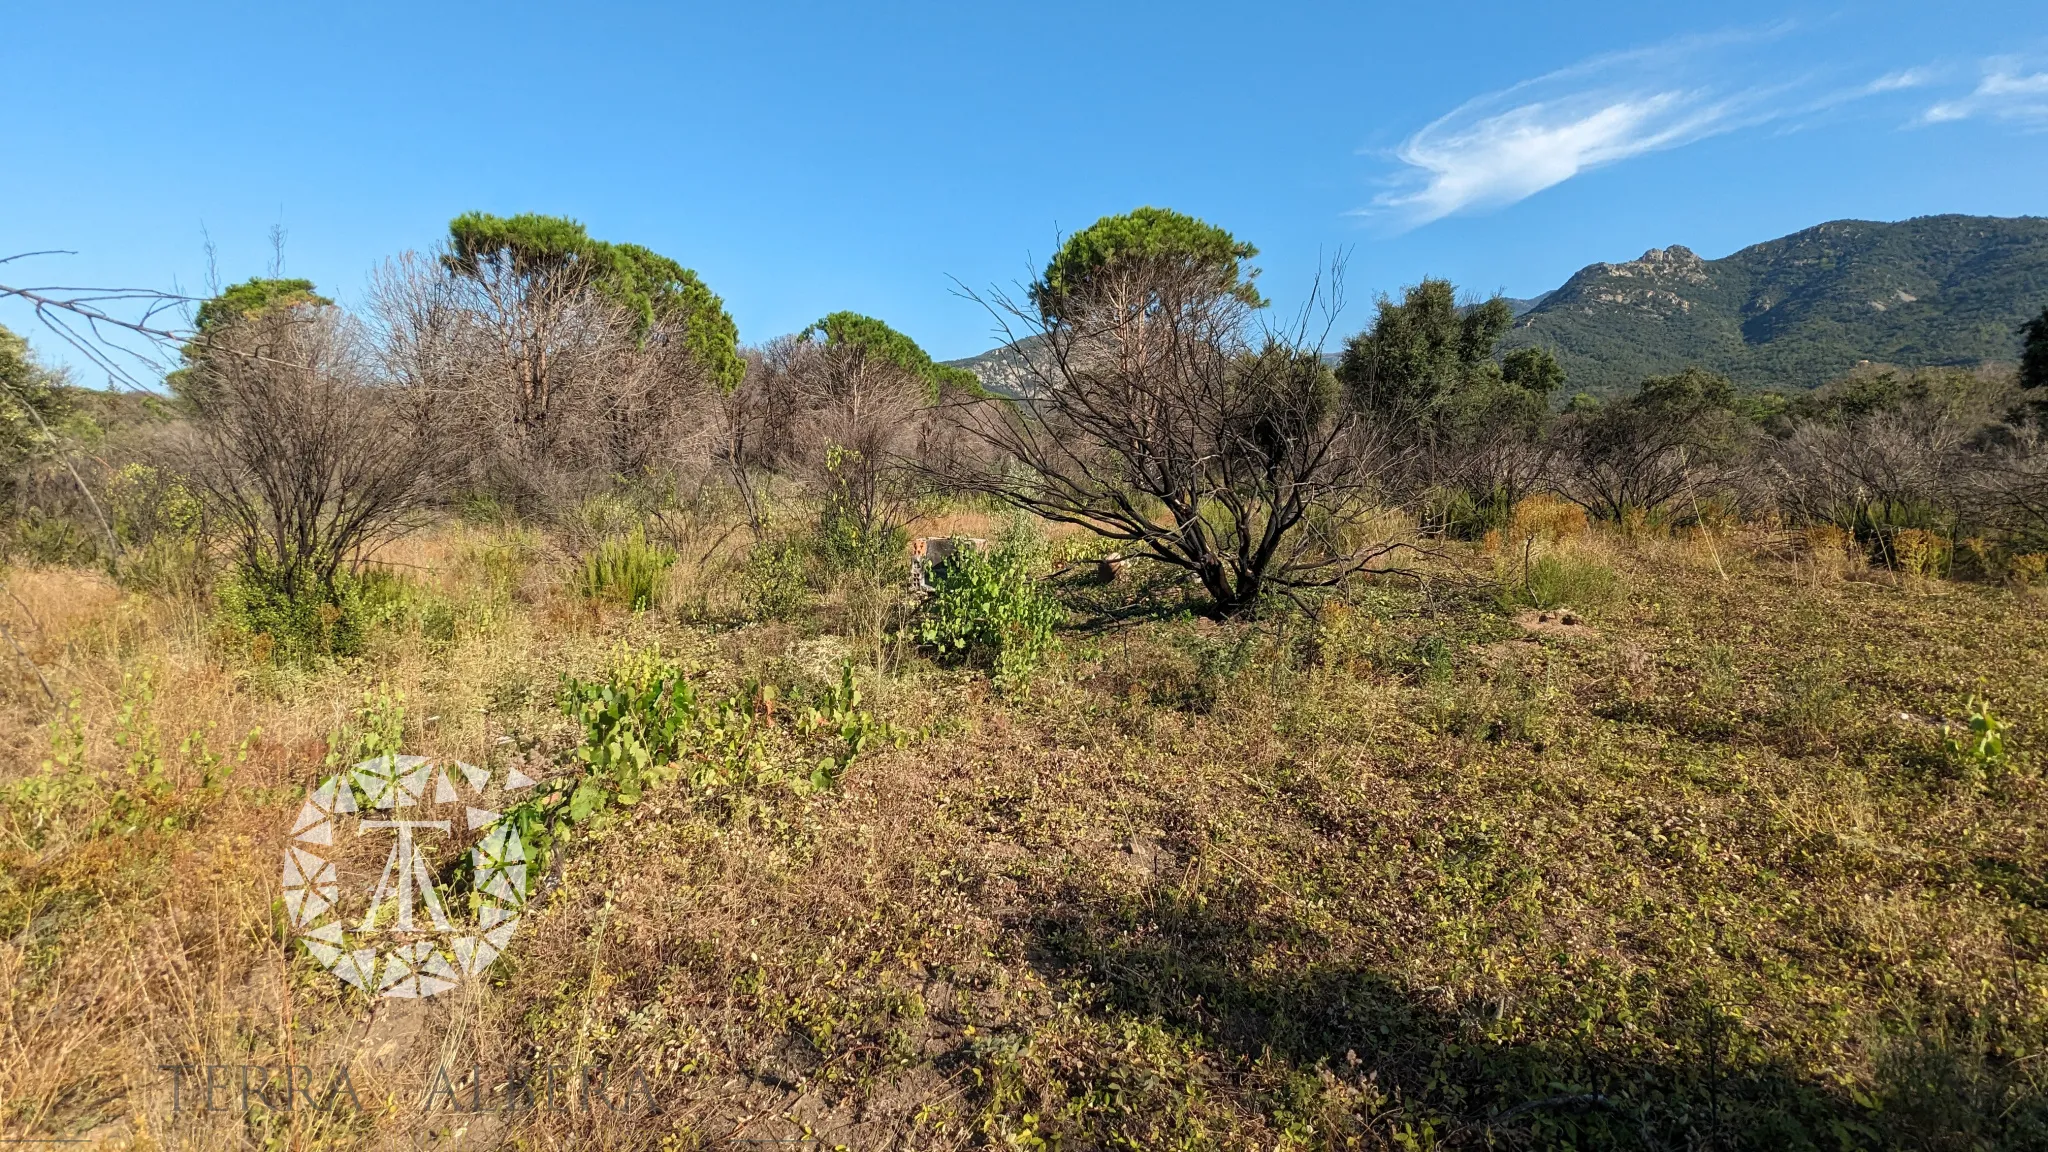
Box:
1944, 695, 2013, 780
915, 535, 1062, 693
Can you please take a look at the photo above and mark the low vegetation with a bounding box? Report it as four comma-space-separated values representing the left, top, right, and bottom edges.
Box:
0, 207, 2046, 1149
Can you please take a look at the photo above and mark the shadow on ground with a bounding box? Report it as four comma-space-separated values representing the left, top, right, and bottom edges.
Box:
1019, 875, 2048, 1150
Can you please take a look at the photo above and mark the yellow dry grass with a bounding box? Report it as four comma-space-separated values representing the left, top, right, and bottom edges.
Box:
3, 515, 2047, 1149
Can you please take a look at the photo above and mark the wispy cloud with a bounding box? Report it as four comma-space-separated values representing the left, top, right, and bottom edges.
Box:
1374, 88, 1743, 226
1919, 59, 2048, 124
1362, 30, 1941, 228
1862, 67, 1937, 95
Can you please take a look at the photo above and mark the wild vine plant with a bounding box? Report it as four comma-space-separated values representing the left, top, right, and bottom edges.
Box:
485, 649, 904, 882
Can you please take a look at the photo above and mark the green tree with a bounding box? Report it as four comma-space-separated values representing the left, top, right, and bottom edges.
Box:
1337, 280, 1559, 531
192, 277, 330, 338
1336, 279, 1514, 434
606, 242, 744, 392
1502, 345, 1566, 396
445, 212, 743, 391
1032, 207, 1263, 321
945, 219, 1396, 617
800, 311, 983, 399
172, 277, 333, 403
0, 323, 70, 481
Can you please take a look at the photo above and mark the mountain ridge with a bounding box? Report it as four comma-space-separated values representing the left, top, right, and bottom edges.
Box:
946, 215, 2048, 394
1502, 214, 2048, 392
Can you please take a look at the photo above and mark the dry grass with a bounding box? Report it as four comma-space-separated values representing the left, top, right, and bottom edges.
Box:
3, 515, 2047, 1149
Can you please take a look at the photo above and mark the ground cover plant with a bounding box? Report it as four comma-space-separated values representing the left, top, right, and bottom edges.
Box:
0, 505, 2043, 1150
2, 206, 2048, 1149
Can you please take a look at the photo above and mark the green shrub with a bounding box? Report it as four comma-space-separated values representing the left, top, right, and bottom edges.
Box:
742, 538, 812, 622
455, 490, 510, 526
1163, 625, 1263, 712
107, 463, 209, 595
418, 600, 458, 642
812, 443, 909, 577
350, 567, 458, 643
218, 561, 370, 664
1425, 485, 1513, 540
796, 661, 905, 790
574, 531, 674, 611
9, 508, 98, 566
500, 651, 904, 875
915, 536, 1063, 692
816, 502, 905, 576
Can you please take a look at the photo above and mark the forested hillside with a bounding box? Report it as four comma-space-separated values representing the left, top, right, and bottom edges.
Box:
1502, 214, 2048, 393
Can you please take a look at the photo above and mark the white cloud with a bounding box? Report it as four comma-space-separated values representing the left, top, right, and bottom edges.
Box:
1375, 89, 1739, 225
1362, 31, 1950, 228
1863, 67, 1937, 94
1920, 60, 2048, 124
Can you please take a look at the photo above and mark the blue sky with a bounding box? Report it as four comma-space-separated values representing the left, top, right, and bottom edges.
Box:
3, 1, 2045, 378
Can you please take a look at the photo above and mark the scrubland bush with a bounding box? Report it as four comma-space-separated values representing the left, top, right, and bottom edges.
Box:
105, 462, 207, 596
216, 560, 373, 663
939, 210, 1404, 616
915, 531, 1062, 692
7, 508, 97, 566
12, 214, 2048, 1152
741, 536, 812, 622
181, 304, 447, 662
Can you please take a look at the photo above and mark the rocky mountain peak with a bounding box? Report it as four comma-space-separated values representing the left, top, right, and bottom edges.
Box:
1597, 244, 1709, 285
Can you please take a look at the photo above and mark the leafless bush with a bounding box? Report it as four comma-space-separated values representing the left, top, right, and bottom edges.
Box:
939, 260, 1402, 615
1765, 366, 2026, 538
779, 337, 932, 559
370, 253, 716, 514
705, 344, 786, 539
1556, 368, 1750, 522
1770, 407, 1976, 529
181, 306, 443, 597
1975, 428, 2048, 545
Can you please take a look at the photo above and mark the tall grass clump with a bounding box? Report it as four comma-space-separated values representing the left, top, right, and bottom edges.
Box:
1492, 497, 1617, 612
574, 530, 675, 611
1510, 551, 1620, 611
